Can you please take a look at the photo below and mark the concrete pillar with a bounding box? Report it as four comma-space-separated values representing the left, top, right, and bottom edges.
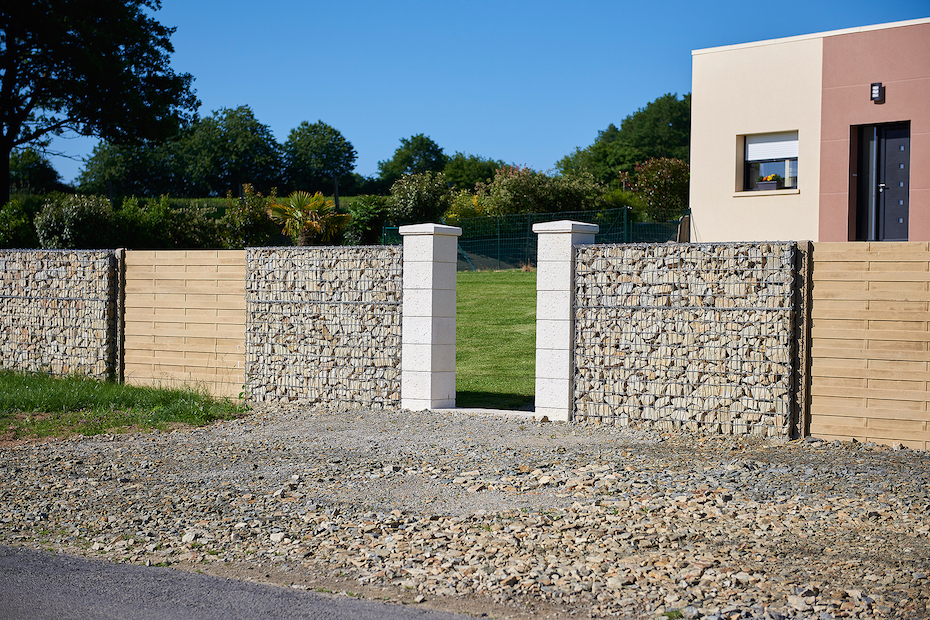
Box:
532, 220, 598, 422
400, 223, 462, 410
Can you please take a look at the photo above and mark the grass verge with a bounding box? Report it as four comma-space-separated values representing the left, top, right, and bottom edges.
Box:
456, 269, 536, 410
0, 370, 245, 442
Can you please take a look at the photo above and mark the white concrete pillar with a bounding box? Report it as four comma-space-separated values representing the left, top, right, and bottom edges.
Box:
532, 220, 598, 422
400, 223, 462, 410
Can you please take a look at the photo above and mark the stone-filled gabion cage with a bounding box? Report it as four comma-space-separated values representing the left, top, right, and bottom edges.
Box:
0, 250, 117, 379
245, 246, 403, 407
573, 242, 797, 437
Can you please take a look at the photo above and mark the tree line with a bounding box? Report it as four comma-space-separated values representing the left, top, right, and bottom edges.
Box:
2, 0, 690, 249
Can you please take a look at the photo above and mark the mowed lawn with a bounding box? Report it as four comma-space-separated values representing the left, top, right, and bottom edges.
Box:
456, 269, 536, 410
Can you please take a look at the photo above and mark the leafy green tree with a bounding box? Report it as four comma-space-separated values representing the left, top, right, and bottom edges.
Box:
378, 134, 448, 187
9, 149, 68, 194
0, 0, 199, 205
621, 157, 689, 222
184, 107, 282, 197
443, 152, 505, 191
283, 121, 356, 207
388, 172, 452, 225
78, 139, 185, 198
557, 93, 690, 185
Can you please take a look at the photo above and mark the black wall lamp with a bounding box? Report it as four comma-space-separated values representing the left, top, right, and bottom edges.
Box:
871, 82, 885, 104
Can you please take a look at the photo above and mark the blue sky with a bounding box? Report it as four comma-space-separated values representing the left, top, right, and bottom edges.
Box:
47, 0, 928, 185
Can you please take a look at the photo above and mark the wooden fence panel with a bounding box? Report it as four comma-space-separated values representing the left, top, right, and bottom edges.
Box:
123, 250, 246, 399
810, 242, 930, 449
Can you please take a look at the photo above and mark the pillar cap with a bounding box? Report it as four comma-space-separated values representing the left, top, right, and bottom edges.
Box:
532, 220, 599, 234
399, 223, 463, 237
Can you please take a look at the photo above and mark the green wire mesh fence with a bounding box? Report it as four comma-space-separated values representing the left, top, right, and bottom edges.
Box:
382, 209, 688, 270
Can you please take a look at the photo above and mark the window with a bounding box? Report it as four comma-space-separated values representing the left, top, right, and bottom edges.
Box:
744, 131, 798, 190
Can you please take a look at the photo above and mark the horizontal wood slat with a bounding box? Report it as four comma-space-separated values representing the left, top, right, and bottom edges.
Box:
123, 250, 246, 399
809, 242, 930, 449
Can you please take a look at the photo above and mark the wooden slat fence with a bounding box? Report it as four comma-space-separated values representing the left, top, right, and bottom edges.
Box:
810, 242, 930, 449
122, 250, 246, 398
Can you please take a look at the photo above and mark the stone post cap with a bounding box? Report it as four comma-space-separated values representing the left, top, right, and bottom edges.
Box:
398, 223, 463, 237
532, 220, 599, 234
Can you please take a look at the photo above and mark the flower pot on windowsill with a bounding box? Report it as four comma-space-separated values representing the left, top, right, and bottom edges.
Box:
757, 181, 781, 191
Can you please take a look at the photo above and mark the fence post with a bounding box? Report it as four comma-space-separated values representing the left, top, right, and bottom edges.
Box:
532, 221, 599, 422
400, 223, 463, 410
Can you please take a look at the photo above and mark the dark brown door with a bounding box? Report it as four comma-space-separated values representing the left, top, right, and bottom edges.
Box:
856, 123, 910, 241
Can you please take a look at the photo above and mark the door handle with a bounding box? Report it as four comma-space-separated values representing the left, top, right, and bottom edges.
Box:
878, 183, 887, 193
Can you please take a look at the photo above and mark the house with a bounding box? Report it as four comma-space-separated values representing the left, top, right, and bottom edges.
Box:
689, 18, 930, 242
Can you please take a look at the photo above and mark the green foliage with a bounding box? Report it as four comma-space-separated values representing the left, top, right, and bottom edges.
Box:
473, 166, 603, 216
221, 184, 284, 249
378, 134, 448, 187
388, 172, 452, 226
0, 369, 243, 439
78, 140, 185, 198
9, 149, 68, 194
283, 121, 357, 196
443, 152, 504, 191
0, 0, 199, 205
0, 198, 39, 248
556, 93, 690, 185
184, 106, 282, 197
268, 191, 349, 246
344, 195, 390, 246
34, 194, 117, 249
115, 195, 223, 249
442, 189, 486, 225
622, 157, 690, 222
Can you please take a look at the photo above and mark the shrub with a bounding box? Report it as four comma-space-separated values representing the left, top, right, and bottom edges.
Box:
0, 198, 39, 248
474, 166, 603, 216
388, 172, 452, 226
35, 194, 117, 248
115, 196, 223, 249
221, 184, 285, 248
621, 157, 689, 222
344, 195, 390, 245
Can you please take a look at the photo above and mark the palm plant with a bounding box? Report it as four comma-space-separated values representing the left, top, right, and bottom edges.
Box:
268, 191, 350, 246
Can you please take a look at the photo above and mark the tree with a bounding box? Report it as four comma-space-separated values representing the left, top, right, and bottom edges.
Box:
556, 93, 690, 185
474, 166, 602, 216
377, 134, 447, 187
77, 139, 185, 198
0, 0, 199, 205
283, 121, 356, 207
9, 148, 67, 194
443, 152, 505, 191
183, 106, 282, 197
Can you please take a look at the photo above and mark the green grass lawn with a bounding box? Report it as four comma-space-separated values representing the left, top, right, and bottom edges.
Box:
0, 370, 245, 442
456, 269, 536, 410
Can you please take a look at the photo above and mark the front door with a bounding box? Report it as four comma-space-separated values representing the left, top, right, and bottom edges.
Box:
856, 123, 910, 241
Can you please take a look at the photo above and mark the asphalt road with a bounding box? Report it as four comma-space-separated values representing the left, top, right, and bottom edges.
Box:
0, 545, 475, 620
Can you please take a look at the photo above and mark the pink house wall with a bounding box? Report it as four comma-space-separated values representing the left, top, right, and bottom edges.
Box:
819, 23, 930, 241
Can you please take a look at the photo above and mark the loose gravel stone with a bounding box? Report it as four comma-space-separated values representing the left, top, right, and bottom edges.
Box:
1, 404, 929, 619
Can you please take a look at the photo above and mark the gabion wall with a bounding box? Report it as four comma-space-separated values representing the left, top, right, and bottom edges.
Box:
573, 242, 797, 437
0, 250, 116, 379
246, 246, 403, 407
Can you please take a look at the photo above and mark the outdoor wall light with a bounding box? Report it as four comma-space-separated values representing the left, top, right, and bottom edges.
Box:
871, 82, 885, 104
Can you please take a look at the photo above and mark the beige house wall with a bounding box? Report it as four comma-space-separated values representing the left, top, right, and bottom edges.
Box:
690, 36, 823, 242
123, 250, 246, 398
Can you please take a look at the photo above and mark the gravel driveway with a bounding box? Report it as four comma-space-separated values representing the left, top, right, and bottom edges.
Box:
1, 404, 928, 619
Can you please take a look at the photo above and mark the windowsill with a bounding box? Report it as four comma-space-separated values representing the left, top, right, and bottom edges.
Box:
732, 188, 801, 197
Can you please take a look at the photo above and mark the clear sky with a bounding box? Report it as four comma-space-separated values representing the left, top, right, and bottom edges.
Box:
47, 0, 929, 185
